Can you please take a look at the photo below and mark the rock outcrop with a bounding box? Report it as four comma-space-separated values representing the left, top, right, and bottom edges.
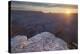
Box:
11, 32, 68, 53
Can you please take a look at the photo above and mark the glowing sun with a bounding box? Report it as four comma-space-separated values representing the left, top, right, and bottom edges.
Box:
65, 9, 72, 15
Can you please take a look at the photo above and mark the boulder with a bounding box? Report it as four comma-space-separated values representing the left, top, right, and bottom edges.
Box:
11, 32, 68, 53
11, 35, 28, 53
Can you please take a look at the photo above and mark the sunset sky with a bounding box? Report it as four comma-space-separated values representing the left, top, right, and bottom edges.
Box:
11, 1, 78, 13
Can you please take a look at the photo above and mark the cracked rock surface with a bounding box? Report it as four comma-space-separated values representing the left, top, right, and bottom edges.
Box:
11, 32, 68, 53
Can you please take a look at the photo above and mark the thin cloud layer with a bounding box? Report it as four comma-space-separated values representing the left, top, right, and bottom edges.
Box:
11, 1, 78, 13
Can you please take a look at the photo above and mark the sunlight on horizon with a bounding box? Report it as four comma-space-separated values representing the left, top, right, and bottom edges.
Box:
11, 2, 78, 14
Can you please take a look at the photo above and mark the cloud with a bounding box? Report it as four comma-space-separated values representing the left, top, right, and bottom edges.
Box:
11, 1, 78, 13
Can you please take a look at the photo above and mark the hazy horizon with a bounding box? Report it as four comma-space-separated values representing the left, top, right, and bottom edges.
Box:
11, 1, 78, 13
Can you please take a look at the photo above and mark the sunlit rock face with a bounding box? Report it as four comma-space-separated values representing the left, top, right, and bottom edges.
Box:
11, 32, 68, 53
11, 35, 28, 53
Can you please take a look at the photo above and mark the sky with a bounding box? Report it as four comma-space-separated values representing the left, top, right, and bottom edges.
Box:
11, 1, 78, 13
